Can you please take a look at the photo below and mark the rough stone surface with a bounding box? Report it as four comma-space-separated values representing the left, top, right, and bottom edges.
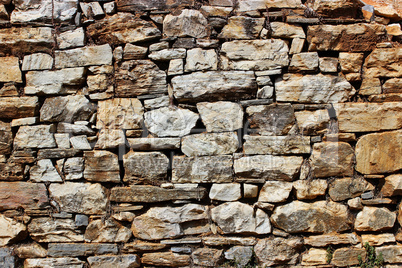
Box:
209, 183, 241, 201
197, 101, 244, 132
47, 243, 118, 257
0, 214, 26, 246
295, 109, 330, 135
381, 174, 402, 197
254, 237, 303, 266
84, 218, 132, 243
28, 218, 83, 243
87, 255, 140, 268
0, 97, 38, 119
30, 159, 63, 182
304, 233, 360, 247
243, 135, 310, 155
237, 0, 302, 11
219, 16, 264, 39
289, 52, 319, 72
83, 150, 120, 183
55, 45, 113, 69
331, 247, 366, 267
329, 177, 372, 201
0, 182, 48, 211
24, 257, 85, 268
0, 57, 22, 83
192, 248, 222, 267
22, 53, 53, 71
363, 48, 402, 78
142, 252, 191, 267
376, 246, 402, 263
293, 179, 328, 200
14, 243, 47, 259
57, 28, 85, 50
355, 207, 396, 231
181, 132, 239, 157
0, 121, 11, 155
271, 201, 350, 233
14, 125, 56, 149
258, 181, 293, 203
301, 248, 327, 266
360, 0, 402, 19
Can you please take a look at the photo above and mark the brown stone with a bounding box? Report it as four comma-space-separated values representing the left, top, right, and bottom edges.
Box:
308, 0, 364, 18
192, 248, 222, 267
383, 78, 402, 93
363, 48, 402, 78
304, 233, 360, 247
0, 214, 27, 246
84, 218, 132, 243
331, 248, 366, 267
121, 241, 167, 253
0, 97, 38, 119
142, 252, 191, 267
307, 23, 386, 52
355, 130, 402, 174
28, 218, 84, 243
360, 0, 402, 19
254, 237, 303, 266
0, 161, 24, 181
0, 121, 11, 155
117, 0, 193, 12
329, 177, 373, 201
0, 57, 22, 83
355, 207, 396, 231
381, 174, 402, 197
219, 16, 264, 39
0, 182, 48, 211
83, 151, 120, 183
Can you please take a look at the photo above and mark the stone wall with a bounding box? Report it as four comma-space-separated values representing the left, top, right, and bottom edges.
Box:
0, 0, 401, 267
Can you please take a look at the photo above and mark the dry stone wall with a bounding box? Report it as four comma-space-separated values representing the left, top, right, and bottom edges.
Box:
0, 0, 401, 267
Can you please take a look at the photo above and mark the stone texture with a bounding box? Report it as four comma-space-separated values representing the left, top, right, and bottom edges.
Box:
304, 233, 360, 247
221, 40, 289, 70
310, 142, 355, 178
209, 183, 241, 201
49, 182, 107, 215
14, 243, 47, 259
47, 243, 118, 257
192, 248, 222, 267
14, 125, 56, 149
197, 101, 244, 132
171, 71, 257, 102
173, 155, 233, 183
360, 0, 402, 19
254, 237, 303, 266
211, 202, 271, 234
259, 181, 293, 203
0, 214, 26, 246
0, 97, 38, 119
381, 174, 402, 197
87, 255, 140, 268
24, 258, 85, 268
0, 57, 22, 83
219, 16, 264, 39
270, 22, 305, 39
95, 129, 125, 149
84, 219, 132, 243
64, 157, 84, 180
289, 52, 319, 72
28, 218, 83, 243
234, 155, 303, 182
148, 48, 186, 61
246, 104, 295, 135
123, 44, 147, 60
355, 207, 396, 231
132, 204, 208, 240
355, 130, 402, 174
203, 236, 256, 246
142, 252, 191, 267
57, 28, 85, 50
276, 74, 355, 103
308, 0, 363, 18
225, 246, 253, 267
293, 179, 328, 200
181, 132, 239, 157
0, 182, 48, 211
83, 150, 120, 183
22, 53, 53, 71
271, 201, 350, 233
319, 57, 339, 73
383, 78, 402, 94
362, 234, 396, 246
339, 52, 364, 74
331, 247, 366, 267
243, 135, 310, 155
307, 23, 386, 52
163, 9, 208, 38
0, 121, 11, 155
185, 48, 217, 72
237, 0, 301, 11
55, 45, 112, 69
40, 95, 96, 123
144, 107, 198, 137
128, 138, 180, 150
25, 68, 85, 95
363, 48, 402, 78
329, 177, 372, 201
334, 102, 402, 132
301, 248, 327, 266
30, 159, 63, 182
295, 109, 330, 135
115, 60, 167, 97
11, 0, 78, 23
111, 185, 207, 203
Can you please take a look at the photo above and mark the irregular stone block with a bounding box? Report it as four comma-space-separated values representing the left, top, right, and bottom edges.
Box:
211, 202, 271, 234
64, 157, 84, 181
276, 74, 355, 103
383, 78, 402, 93
115, 60, 167, 97
0, 121, 11, 155
301, 248, 327, 266
163, 9, 208, 38
69, 135, 90, 150
237, 0, 301, 11
355, 130, 402, 174
142, 252, 191, 267
289, 52, 319, 72
25, 68, 85, 95
243, 135, 310, 155
84, 219, 132, 243
22, 53, 53, 71
24, 257, 85, 268
172, 71, 257, 102
221, 40, 289, 70
308, 0, 363, 18
307, 23, 386, 52
381, 174, 402, 197
271, 200, 350, 233
111, 185, 207, 203
329, 177, 372, 201
258, 181, 293, 203
0, 214, 26, 246
0, 161, 24, 181
0, 97, 38, 119
148, 48, 186, 61
310, 142, 355, 178
37, 148, 80, 159
28, 218, 83, 243
0, 57, 22, 83
376, 246, 402, 264
197, 101, 244, 132
295, 109, 330, 135
14, 243, 47, 259
55, 44, 113, 69
254, 237, 303, 266
361, 234, 395, 246
40, 95, 96, 123
95, 129, 125, 149
185, 48, 217, 72
192, 248, 222, 267
270, 22, 305, 38
47, 243, 118, 257
360, 0, 402, 19
181, 132, 239, 157
0, 247, 15, 268
0, 182, 48, 211
319, 57, 338, 73
123, 44, 147, 60
172, 155, 233, 183
14, 125, 56, 149
234, 155, 303, 182
83, 151, 120, 183
209, 183, 241, 201
304, 233, 360, 247
128, 138, 180, 150
334, 102, 402, 132
57, 28, 85, 50
123, 151, 169, 184
224, 246, 253, 267
355, 207, 396, 231
49, 182, 107, 215
219, 16, 264, 39
331, 247, 366, 267
88, 255, 140, 268
203, 236, 256, 246
30, 159, 63, 182
339, 52, 364, 73
144, 107, 198, 137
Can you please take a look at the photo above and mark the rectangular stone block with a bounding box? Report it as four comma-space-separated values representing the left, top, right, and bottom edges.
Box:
0, 97, 38, 119
55, 44, 113, 69
47, 243, 118, 257
0, 182, 49, 211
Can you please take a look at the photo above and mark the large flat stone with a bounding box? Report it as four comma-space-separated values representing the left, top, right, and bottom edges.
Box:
55, 45, 113, 69
376, 246, 402, 263
355, 207, 396, 231
142, 252, 191, 267
331, 247, 366, 267
0, 97, 38, 119
171, 71, 257, 102
84, 218, 132, 243
47, 243, 118, 257
234, 155, 303, 182
181, 132, 239, 157
0, 57, 22, 83
334, 102, 402, 132
254, 237, 303, 266
243, 135, 310, 155
28, 218, 83, 243
163, 9, 208, 38
304, 233, 360, 247
276, 74, 355, 103
117, 0, 193, 11
83, 151, 120, 183
88, 255, 140, 268
14, 125, 56, 149
110, 185, 207, 203
355, 130, 402, 174
363, 48, 402, 78
271, 200, 350, 233
0, 182, 48, 211
360, 0, 402, 19
197, 101, 244, 132
87, 13, 161, 44
115, 60, 167, 97
307, 23, 387, 52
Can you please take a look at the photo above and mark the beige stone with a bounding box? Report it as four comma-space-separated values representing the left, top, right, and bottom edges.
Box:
181, 132, 238, 157
0, 57, 22, 83
270, 22, 305, 39
293, 179, 327, 200
14, 125, 56, 150
339, 53, 364, 73
331, 247, 366, 267
209, 183, 241, 201
185, 48, 217, 72
319, 57, 338, 73
355, 207, 396, 231
360, 78, 382, 95
84, 219, 132, 243
363, 48, 402, 78
304, 233, 360, 247
289, 52, 319, 72
142, 252, 191, 267
163, 9, 208, 38
28, 218, 83, 243
0, 97, 38, 119
219, 16, 264, 39
381, 174, 402, 196
24, 257, 85, 268
0, 214, 26, 246
192, 248, 222, 267
237, 0, 302, 11
14, 243, 47, 258
301, 248, 327, 266
360, 0, 402, 19
254, 237, 303, 266
243, 135, 310, 155
361, 234, 395, 246
197, 101, 244, 132
295, 109, 330, 135
83, 150, 120, 183
383, 78, 402, 93
259, 181, 293, 203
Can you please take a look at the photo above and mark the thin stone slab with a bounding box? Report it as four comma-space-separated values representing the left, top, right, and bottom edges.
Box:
24, 258, 85, 268
0, 97, 38, 119
128, 138, 180, 150
47, 243, 118, 257
83, 151, 120, 183
304, 233, 360, 247
28, 218, 84, 243
243, 135, 310, 155
55, 44, 113, 69
88, 255, 140, 268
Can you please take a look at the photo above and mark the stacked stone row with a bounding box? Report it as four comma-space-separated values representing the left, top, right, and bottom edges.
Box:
0, 0, 401, 267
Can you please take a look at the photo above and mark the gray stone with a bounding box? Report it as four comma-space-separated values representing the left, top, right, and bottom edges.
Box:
209, 183, 241, 201
355, 207, 396, 231
55, 44, 113, 69
47, 243, 118, 257
254, 237, 303, 267
70, 135, 91, 150
319, 57, 339, 73
144, 96, 170, 110
243, 135, 310, 155
329, 177, 373, 201
30, 159, 63, 182
148, 48, 186, 61
185, 48, 218, 72
22, 53, 53, 71
128, 138, 180, 150
80, 2, 103, 18
87, 255, 140, 268
57, 28, 85, 50
168, 59, 184, 75
123, 44, 148, 60
28, 218, 83, 243
57, 123, 95, 136
163, 9, 208, 38
24, 258, 85, 268
197, 101, 244, 132
75, 215, 88, 227
258, 181, 293, 203
181, 132, 239, 157
0, 214, 26, 246
83, 150, 120, 183
14, 125, 56, 149
224, 246, 253, 268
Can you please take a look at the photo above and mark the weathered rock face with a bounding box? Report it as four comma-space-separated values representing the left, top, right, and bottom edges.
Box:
192, 248, 222, 267
360, 0, 402, 19
211, 202, 271, 234
87, 13, 161, 44
197, 101, 244, 132
237, 0, 302, 11
276, 74, 355, 103
144, 107, 198, 137
304, 233, 360, 247
355, 207, 396, 231
47, 243, 118, 257
293, 179, 328, 200
0, 121, 11, 155
115, 60, 167, 97
0, 214, 26, 246
259, 181, 293, 203
308, 0, 363, 18
331, 247, 366, 267
307, 23, 387, 52
173, 155, 233, 183
295, 109, 330, 135
83, 151, 120, 183
310, 142, 355, 178
163, 9, 208, 38
55, 45, 113, 69
209, 183, 241, 201
88, 255, 140, 268
14, 243, 47, 259
0, 97, 38, 119
28, 218, 83, 243
171, 71, 257, 102
219, 16, 264, 40
355, 130, 402, 174
301, 248, 327, 266
123, 151, 169, 184
185, 48, 217, 72
0, 57, 22, 83
128, 137, 180, 150
381, 174, 402, 196
329, 177, 372, 201
271, 201, 350, 233
234, 155, 303, 182
85, 219, 132, 243
181, 132, 239, 157
243, 135, 310, 155
254, 237, 303, 266
14, 125, 56, 149
142, 252, 191, 267
363, 48, 402, 78
30, 159, 63, 182
220, 40, 289, 70
24, 257, 85, 268
0, 182, 48, 211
